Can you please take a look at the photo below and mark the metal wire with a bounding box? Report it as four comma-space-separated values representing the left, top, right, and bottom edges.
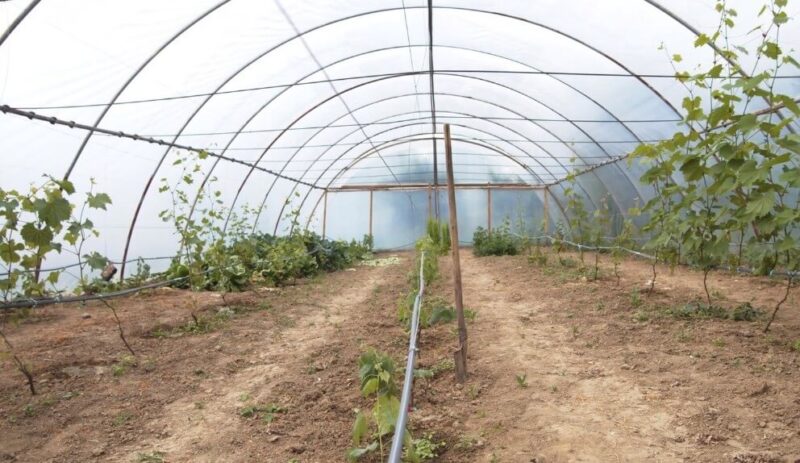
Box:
0, 104, 322, 190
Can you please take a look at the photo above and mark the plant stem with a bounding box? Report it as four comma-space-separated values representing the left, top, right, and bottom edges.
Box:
649, 250, 658, 294
101, 299, 135, 356
0, 326, 36, 395
703, 268, 712, 306
764, 276, 793, 333
593, 252, 599, 281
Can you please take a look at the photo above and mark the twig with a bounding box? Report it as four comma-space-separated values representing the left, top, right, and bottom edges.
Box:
764, 275, 793, 333
100, 300, 135, 356
0, 326, 36, 395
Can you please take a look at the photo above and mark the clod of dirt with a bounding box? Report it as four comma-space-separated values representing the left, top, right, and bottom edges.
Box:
731, 451, 784, 463
81, 313, 91, 319
749, 383, 771, 397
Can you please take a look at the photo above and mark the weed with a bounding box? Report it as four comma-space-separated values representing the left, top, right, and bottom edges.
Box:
634, 310, 650, 322
111, 355, 137, 377
712, 338, 726, 348
454, 435, 479, 449
239, 403, 285, 422
112, 410, 133, 427
596, 302, 605, 311
431, 358, 455, 376
732, 302, 762, 322
22, 403, 34, 417
406, 432, 446, 461
238, 393, 252, 402
473, 222, 520, 257
467, 384, 481, 399
194, 401, 205, 410
515, 373, 528, 388
668, 302, 728, 320
136, 451, 166, 463
571, 326, 580, 339
630, 288, 643, 308
675, 328, 693, 343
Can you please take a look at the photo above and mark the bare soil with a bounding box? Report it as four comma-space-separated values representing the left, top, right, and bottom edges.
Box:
1, 250, 798, 462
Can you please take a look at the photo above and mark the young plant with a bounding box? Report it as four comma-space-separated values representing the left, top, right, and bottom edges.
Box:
349, 348, 400, 461
562, 178, 589, 263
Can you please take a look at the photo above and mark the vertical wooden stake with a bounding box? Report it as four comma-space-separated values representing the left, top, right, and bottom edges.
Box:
487, 187, 493, 232
444, 124, 468, 382
322, 190, 328, 239
368, 189, 374, 237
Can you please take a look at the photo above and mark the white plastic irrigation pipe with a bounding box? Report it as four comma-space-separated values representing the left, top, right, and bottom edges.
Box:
387, 251, 426, 463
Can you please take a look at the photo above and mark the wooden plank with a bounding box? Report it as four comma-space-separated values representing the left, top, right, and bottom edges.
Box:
444, 124, 468, 382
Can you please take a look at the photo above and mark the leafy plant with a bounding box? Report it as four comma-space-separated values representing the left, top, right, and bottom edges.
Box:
515, 373, 528, 388
349, 348, 400, 461
472, 221, 520, 257
632, 0, 800, 318
425, 218, 451, 254
405, 433, 446, 461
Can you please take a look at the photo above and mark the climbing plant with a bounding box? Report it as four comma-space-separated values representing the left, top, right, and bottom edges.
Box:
633, 0, 799, 321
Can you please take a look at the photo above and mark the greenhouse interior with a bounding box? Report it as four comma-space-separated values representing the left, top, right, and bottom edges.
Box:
1, 1, 799, 462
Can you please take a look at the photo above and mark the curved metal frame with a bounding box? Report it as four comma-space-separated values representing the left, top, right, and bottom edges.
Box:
3, 2, 757, 261
239, 77, 632, 233
94, 5, 687, 272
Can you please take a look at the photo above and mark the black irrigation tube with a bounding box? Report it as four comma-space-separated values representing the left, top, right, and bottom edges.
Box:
388, 250, 426, 463
0, 105, 322, 190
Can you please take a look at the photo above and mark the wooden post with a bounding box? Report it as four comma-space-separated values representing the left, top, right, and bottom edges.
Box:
487, 187, 492, 232
368, 189, 374, 237
444, 124, 468, 382
322, 191, 328, 239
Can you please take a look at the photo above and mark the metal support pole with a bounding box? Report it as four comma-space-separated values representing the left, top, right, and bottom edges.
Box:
543, 187, 550, 233
368, 189, 374, 237
487, 187, 492, 232
322, 191, 328, 239
444, 124, 468, 382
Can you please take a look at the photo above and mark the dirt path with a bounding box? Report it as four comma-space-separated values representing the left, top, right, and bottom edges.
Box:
107, 265, 393, 463
452, 253, 686, 462
0, 256, 414, 463
438, 252, 799, 463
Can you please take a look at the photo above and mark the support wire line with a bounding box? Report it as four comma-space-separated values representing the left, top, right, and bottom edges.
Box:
0, 104, 322, 190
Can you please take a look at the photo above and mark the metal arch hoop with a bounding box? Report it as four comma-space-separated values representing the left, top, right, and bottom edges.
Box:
239, 76, 624, 234
281, 113, 580, 232
0, 0, 42, 48
41, 4, 690, 273
302, 136, 570, 234
175, 41, 657, 247
100, 6, 685, 271
277, 121, 553, 234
